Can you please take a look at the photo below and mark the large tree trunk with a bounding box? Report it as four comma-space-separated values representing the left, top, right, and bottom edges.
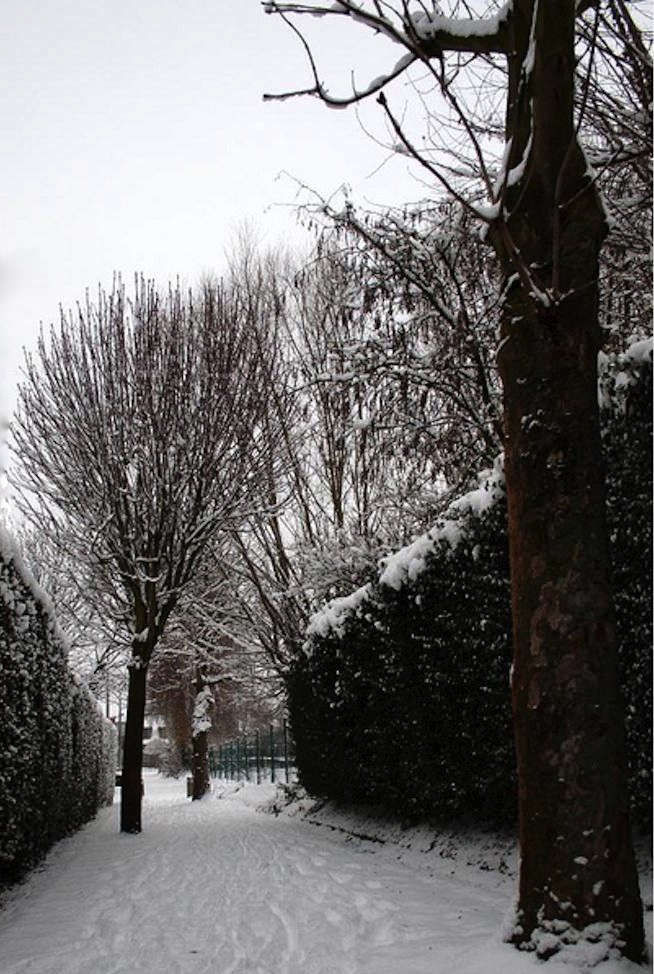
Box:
494, 0, 644, 959
120, 663, 147, 833
498, 285, 644, 960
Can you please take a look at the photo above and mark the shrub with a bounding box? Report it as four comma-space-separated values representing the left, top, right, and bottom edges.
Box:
0, 532, 117, 889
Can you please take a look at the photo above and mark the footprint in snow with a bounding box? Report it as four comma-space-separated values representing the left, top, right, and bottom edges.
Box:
328, 871, 353, 885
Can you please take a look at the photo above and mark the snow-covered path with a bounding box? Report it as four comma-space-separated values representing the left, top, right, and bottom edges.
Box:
0, 773, 648, 974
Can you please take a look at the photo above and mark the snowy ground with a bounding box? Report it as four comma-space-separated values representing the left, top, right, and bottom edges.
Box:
0, 771, 650, 974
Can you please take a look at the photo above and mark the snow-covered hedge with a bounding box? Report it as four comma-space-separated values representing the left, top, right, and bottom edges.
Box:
291, 342, 652, 826
600, 339, 652, 823
0, 532, 117, 889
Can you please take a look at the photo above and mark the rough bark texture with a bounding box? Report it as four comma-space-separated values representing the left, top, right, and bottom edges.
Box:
498, 291, 643, 959
493, 0, 644, 959
120, 663, 147, 834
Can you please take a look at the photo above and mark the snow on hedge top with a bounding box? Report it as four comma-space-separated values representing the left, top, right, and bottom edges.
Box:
613, 337, 653, 379
598, 336, 653, 409
0, 525, 57, 621
306, 582, 374, 641
0, 525, 107, 718
306, 338, 652, 645
306, 456, 505, 643
379, 456, 504, 591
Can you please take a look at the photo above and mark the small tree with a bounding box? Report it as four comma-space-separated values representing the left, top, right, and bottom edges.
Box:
263, 0, 647, 960
11, 276, 278, 832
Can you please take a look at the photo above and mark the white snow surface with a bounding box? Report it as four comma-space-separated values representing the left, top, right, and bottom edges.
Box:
305, 582, 373, 641
0, 773, 649, 973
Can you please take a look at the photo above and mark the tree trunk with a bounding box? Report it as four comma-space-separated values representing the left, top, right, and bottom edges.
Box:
498, 285, 644, 960
192, 729, 210, 800
120, 663, 147, 833
191, 669, 211, 800
494, 2, 644, 958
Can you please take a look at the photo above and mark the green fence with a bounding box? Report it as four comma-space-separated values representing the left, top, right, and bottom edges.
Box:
209, 721, 295, 785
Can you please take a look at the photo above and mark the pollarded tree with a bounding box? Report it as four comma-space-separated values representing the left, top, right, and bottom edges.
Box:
263, 0, 646, 961
11, 276, 279, 833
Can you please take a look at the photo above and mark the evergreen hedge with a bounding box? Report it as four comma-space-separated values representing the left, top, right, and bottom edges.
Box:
0, 532, 117, 889
291, 343, 652, 826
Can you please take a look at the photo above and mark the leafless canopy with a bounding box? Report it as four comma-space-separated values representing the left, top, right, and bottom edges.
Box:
11, 275, 279, 662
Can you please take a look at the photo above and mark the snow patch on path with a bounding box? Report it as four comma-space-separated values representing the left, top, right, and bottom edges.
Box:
0, 773, 650, 973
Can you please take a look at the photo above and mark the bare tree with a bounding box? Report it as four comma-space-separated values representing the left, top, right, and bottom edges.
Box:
581, 1, 652, 352
219, 242, 460, 679
15, 523, 128, 693
152, 558, 281, 797
263, 0, 646, 960
309, 203, 504, 491
11, 275, 279, 833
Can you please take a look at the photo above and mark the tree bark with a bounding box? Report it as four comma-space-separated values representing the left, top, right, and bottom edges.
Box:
494, 0, 644, 959
120, 663, 147, 833
191, 669, 211, 800
191, 729, 210, 800
498, 284, 644, 960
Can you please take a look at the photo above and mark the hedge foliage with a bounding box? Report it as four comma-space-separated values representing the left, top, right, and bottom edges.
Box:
291, 345, 652, 827
0, 532, 117, 889
601, 346, 653, 822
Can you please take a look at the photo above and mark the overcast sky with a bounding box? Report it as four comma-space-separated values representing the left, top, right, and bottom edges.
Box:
1, 0, 425, 442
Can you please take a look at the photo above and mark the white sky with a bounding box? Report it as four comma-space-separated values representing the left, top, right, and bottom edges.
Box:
1, 0, 426, 433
